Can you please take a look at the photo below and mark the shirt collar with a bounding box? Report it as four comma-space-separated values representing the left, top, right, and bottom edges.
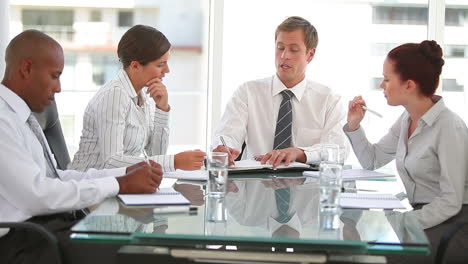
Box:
117, 69, 138, 99
271, 74, 306, 101
267, 212, 302, 236
0, 84, 32, 123
420, 95, 445, 127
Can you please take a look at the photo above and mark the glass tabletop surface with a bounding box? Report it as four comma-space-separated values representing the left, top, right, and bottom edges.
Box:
71, 174, 429, 254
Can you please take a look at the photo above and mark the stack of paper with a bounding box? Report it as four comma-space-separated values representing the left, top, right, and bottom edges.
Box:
118, 187, 190, 206
340, 193, 405, 209
303, 169, 394, 182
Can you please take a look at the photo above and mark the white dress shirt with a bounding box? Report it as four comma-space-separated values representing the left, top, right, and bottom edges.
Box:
344, 97, 468, 229
225, 180, 320, 237
0, 85, 124, 237
214, 75, 347, 163
69, 69, 174, 172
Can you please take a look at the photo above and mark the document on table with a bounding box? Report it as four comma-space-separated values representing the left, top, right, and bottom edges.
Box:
229, 159, 311, 171
303, 169, 394, 181
118, 187, 190, 206
164, 170, 208, 181
340, 193, 405, 209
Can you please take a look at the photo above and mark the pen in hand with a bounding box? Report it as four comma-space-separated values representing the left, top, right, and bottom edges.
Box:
220, 136, 235, 165
143, 148, 159, 190
361, 105, 383, 118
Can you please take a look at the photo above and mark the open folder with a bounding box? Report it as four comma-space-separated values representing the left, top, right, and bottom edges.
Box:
118, 187, 190, 206
228, 159, 316, 174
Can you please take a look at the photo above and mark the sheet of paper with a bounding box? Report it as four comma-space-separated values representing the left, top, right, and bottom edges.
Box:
118, 187, 190, 206
164, 170, 208, 181
230, 159, 310, 170
340, 193, 405, 209
303, 169, 394, 181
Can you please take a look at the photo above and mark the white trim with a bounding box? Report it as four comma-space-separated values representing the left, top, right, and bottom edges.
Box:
0, 0, 10, 80
206, 0, 224, 150
428, 0, 445, 94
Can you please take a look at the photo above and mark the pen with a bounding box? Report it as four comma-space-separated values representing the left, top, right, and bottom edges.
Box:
361, 105, 383, 118
143, 149, 159, 190
153, 207, 197, 214
220, 136, 235, 165
142, 148, 151, 165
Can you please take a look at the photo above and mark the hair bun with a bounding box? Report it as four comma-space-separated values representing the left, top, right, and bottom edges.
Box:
419, 40, 445, 68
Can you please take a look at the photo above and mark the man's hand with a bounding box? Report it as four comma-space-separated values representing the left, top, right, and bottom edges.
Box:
174, 150, 206, 170
212, 145, 240, 166
146, 77, 170, 112
117, 161, 162, 194
259, 147, 306, 167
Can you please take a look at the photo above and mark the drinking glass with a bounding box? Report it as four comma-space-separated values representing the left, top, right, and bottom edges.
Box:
206, 152, 228, 198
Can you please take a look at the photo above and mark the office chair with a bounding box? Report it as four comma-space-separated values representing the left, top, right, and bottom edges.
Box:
435, 221, 468, 264
33, 100, 71, 169
0, 222, 63, 264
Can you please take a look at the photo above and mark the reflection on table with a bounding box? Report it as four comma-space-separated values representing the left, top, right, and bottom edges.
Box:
71, 174, 429, 256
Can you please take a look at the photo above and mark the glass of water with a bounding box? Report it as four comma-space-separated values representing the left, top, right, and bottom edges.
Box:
319, 162, 343, 213
206, 152, 228, 198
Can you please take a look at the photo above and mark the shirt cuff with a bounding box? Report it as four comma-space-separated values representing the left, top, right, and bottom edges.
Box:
153, 154, 175, 172
298, 147, 321, 164
154, 107, 170, 127
343, 124, 367, 142
96, 176, 120, 197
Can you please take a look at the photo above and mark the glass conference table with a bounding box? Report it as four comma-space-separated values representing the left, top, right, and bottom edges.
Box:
71, 172, 429, 263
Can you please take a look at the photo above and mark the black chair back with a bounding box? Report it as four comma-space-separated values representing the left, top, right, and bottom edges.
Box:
33, 101, 71, 170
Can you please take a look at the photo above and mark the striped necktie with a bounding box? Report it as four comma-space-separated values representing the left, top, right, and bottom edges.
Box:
27, 114, 59, 178
275, 187, 292, 223
273, 89, 294, 150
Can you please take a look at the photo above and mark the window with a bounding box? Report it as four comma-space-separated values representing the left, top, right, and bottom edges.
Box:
118, 11, 133, 27
372, 6, 427, 25
445, 45, 467, 58
446, 8, 468, 26
21, 9, 74, 41
91, 55, 119, 86
443, 79, 464, 92
90, 10, 102, 22
12, 1, 208, 155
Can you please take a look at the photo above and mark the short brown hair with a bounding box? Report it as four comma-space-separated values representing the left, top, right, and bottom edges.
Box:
275, 16, 318, 50
117, 25, 171, 68
387, 40, 445, 97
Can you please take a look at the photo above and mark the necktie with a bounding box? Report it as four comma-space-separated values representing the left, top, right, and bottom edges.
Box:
273, 89, 294, 150
275, 187, 292, 223
28, 114, 89, 218
27, 114, 59, 178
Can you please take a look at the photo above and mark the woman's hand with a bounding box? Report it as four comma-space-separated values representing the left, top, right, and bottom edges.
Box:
347, 96, 367, 131
174, 150, 206, 170
146, 77, 170, 112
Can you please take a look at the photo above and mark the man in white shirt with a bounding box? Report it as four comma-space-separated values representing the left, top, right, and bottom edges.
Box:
0, 30, 163, 264
213, 16, 346, 166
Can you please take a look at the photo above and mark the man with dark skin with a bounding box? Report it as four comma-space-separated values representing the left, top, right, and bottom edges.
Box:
0, 30, 163, 264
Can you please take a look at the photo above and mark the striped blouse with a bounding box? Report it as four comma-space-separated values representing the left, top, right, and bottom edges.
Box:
69, 69, 174, 172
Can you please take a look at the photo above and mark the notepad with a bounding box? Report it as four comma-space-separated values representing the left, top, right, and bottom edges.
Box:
229, 159, 312, 174
303, 169, 394, 182
164, 170, 208, 181
118, 187, 190, 206
340, 193, 405, 209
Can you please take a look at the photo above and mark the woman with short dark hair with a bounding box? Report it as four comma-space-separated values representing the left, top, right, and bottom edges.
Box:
70, 25, 205, 172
